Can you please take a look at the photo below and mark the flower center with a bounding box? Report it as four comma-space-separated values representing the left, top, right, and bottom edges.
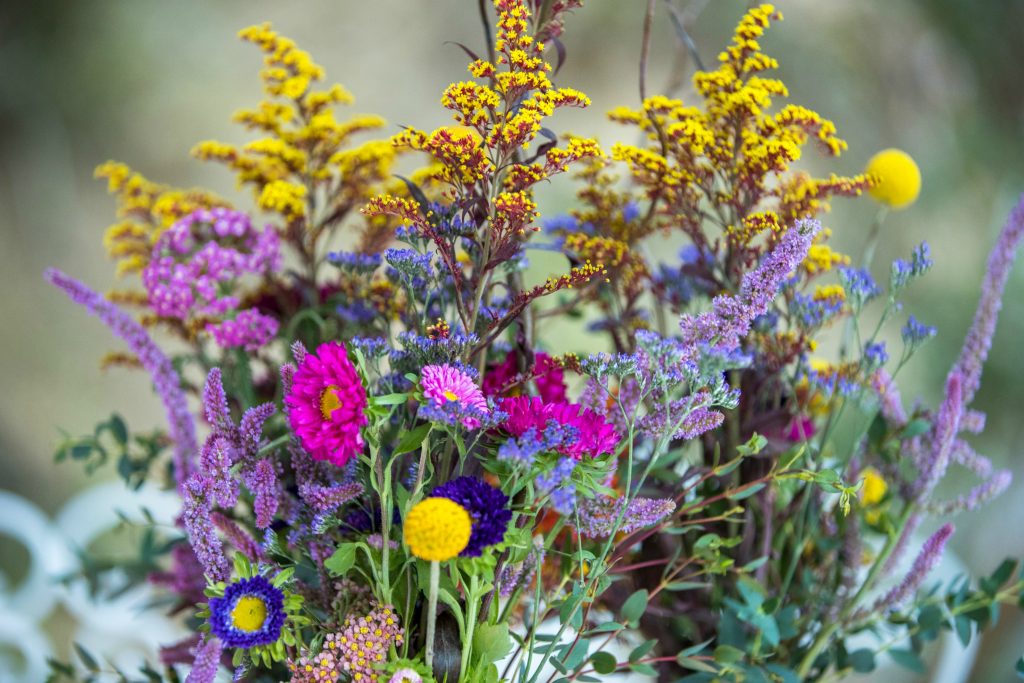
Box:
230, 595, 267, 632
320, 385, 342, 420
443, 390, 460, 402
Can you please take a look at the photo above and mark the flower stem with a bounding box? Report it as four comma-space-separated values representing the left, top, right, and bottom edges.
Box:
426, 559, 440, 670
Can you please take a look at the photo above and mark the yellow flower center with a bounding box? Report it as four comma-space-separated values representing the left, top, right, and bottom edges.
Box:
403, 497, 472, 562
443, 390, 460, 402
230, 595, 267, 632
320, 385, 342, 420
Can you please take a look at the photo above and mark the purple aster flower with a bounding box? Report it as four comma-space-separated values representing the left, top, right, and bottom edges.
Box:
431, 476, 512, 556
208, 575, 286, 648
45, 269, 198, 490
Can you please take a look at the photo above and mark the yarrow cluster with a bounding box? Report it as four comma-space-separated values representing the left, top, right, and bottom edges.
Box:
45, 3, 1024, 683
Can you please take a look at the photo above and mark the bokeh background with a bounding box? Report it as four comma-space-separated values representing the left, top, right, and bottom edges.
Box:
1, 0, 1022, 680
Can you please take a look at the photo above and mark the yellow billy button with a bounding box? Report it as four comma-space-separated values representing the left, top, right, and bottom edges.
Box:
403, 497, 472, 562
865, 148, 921, 210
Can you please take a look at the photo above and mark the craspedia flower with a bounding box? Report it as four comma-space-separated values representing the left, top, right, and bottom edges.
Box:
285, 341, 368, 466
419, 364, 489, 428
431, 476, 512, 556
860, 468, 887, 506
208, 575, 285, 648
865, 148, 921, 210
403, 497, 471, 561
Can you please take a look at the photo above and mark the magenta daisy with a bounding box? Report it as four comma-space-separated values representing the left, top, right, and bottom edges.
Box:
285, 341, 368, 466
419, 364, 489, 429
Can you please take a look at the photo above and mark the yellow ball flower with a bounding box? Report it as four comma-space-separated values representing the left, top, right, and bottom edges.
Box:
865, 148, 921, 210
403, 497, 471, 562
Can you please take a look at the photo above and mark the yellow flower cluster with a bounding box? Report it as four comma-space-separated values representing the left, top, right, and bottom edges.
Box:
193, 23, 406, 227
803, 230, 851, 275
608, 4, 871, 256
563, 234, 628, 269
95, 161, 226, 276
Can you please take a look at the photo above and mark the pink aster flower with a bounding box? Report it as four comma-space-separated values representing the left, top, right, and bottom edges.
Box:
420, 364, 489, 429
285, 342, 368, 467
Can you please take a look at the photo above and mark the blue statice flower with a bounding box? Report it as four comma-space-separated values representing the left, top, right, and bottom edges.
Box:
580, 351, 641, 380
385, 248, 433, 282
901, 314, 937, 349
535, 458, 578, 515
891, 242, 933, 290
791, 292, 843, 328
839, 266, 882, 310
497, 420, 580, 463
327, 251, 382, 273
350, 336, 390, 359
863, 341, 889, 370
542, 214, 579, 236
622, 201, 641, 223
337, 300, 378, 324
395, 202, 474, 244
394, 330, 479, 366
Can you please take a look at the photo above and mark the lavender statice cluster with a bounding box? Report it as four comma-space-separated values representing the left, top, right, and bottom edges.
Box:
142, 207, 282, 350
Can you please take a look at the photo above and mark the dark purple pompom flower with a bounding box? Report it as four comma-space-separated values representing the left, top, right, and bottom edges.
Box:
208, 575, 285, 648
431, 476, 512, 557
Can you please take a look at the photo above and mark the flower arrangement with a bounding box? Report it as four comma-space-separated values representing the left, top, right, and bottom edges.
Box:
46, 2, 1024, 682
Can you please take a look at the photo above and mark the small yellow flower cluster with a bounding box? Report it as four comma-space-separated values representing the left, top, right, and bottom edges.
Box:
94, 161, 226, 276
803, 230, 851, 275
193, 23, 405, 226
563, 234, 628, 269
812, 284, 846, 303
608, 4, 870, 258
543, 261, 608, 293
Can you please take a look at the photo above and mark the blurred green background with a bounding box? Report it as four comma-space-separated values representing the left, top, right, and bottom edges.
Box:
1, 0, 1022, 680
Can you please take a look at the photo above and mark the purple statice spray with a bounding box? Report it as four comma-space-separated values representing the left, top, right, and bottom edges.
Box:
871, 523, 954, 613
45, 269, 198, 490
679, 219, 820, 356
951, 194, 1024, 406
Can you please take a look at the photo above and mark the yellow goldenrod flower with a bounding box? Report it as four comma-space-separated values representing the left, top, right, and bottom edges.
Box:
865, 148, 920, 210
403, 497, 471, 562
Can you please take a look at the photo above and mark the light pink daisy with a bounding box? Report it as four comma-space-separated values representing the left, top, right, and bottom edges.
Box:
285, 342, 368, 466
420, 364, 488, 429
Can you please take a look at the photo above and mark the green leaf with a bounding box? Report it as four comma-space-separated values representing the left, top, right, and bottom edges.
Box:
394, 423, 432, 456
108, 415, 128, 446
621, 589, 649, 626
629, 639, 657, 664
324, 543, 358, 577
677, 656, 717, 673
848, 649, 876, 673
954, 614, 973, 647
590, 651, 617, 675
713, 645, 744, 664
889, 649, 925, 673
372, 392, 411, 406
729, 482, 766, 501
899, 418, 932, 439
1015, 656, 1024, 678
74, 643, 100, 672
473, 623, 513, 664
736, 433, 767, 456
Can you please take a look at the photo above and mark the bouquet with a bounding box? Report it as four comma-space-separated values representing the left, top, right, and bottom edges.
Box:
46, 2, 1024, 681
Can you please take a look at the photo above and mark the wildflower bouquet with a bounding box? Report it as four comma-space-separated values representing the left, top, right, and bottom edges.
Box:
47, 2, 1024, 682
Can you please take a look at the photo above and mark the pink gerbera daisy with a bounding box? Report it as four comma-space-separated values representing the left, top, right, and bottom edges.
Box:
420, 364, 488, 428
285, 341, 368, 466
